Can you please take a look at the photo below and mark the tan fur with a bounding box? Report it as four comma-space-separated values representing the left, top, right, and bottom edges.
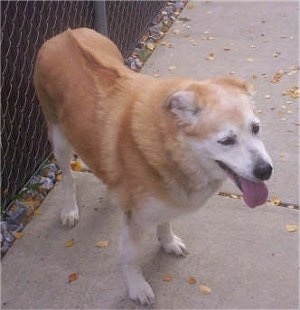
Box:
34, 28, 255, 212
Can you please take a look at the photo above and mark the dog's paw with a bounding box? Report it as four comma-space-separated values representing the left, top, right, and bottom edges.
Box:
128, 280, 155, 305
161, 235, 188, 256
61, 207, 79, 228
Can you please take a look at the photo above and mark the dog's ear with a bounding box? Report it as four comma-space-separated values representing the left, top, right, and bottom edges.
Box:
163, 91, 200, 125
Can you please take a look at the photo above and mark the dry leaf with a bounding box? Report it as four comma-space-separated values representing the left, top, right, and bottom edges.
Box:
14, 232, 24, 239
160, 41, 172, 48
168, 65, 177, 71
270, 70, 285, 83
205, 53, 215, 61
199, 284, 212, 294
68, 272, 79, 283
163, 274, 173, 282
273, 51, 281, 58
56, 173, 63, 181
96, 240, 109, 248
71, 160, 84, 171
270, 197, 281, 206
187, 276, 197, 284
34, 209, 42, 216
264, 94, 271, 99
65, 238, 75, 248
246, 57, 254, 62
21, 197, 41, 209
146, 42, 156, 51
286, 224, 298, 233
286, 86, 300, 99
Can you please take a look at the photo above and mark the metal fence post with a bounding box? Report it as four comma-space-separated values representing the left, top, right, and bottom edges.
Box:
93, 1, 108, 36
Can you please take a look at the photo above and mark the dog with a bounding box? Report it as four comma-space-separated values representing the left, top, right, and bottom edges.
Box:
34, 28, 273, 305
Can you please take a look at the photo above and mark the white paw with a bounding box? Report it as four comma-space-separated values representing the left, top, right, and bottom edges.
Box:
161, 235, 188, 256
128, 280, 155, 305
61, 207, 79, 228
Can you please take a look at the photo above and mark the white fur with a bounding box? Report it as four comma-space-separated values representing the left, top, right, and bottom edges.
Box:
51, 125, 79, 227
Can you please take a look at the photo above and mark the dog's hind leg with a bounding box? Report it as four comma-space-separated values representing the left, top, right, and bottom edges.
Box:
50, 124, 79, 227
157, 222, 188, 256
120, 212, 155, 305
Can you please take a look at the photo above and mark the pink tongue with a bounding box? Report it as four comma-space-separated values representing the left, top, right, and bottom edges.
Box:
240, 178, 268, 208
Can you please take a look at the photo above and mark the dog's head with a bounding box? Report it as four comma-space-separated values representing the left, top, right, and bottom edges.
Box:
163, 76, 273, 207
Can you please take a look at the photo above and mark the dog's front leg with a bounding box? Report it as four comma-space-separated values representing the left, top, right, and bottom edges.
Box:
157, 222, 188, 256
120, 212, 155, 305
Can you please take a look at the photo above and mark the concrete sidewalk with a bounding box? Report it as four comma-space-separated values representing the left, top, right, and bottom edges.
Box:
2, 1, 299, 309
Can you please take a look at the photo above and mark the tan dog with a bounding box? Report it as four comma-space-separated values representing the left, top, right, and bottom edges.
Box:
34, 28, 273, 304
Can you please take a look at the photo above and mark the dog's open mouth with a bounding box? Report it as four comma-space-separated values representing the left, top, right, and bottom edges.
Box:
216, 161, 268, 208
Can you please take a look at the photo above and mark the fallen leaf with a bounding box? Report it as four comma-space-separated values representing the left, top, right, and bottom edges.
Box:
56, 173, 63, 181
270, 197, 281, 206
205, 53, 215, 61
163, 274, 173, 282
264, 94, 271, 99
68, 272, 79, 283
273, 51, 281, 58
160, 41, 172, 48
286, 224, 298, 233
146, 42, 156, 51
65, 238, 75, 248
270, 70, 285, 83
187, 276, 197, 284
286, 85, 300, 99
20, 197, 41, 209
14, 232, 24, 239
199, 284, 212, 294
96, 240, 109, 248
279, 153, 287, 162
246, 57, 254, 62
168, 65, 177, 71
223, 47, 231, 51
71, 160, 84, 171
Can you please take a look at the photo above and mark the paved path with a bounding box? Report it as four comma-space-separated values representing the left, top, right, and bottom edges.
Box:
2, 1, 299, 309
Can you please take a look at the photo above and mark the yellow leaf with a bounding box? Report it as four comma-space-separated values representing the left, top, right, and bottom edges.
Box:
14, 232, 24, 239
199, 284, 212, 294
270, 197, 281, 206
286, 224, 298, 233
270, 70, 285, 83
286, 85, 300, 99
65, 238, 75, 248
71, 159, 84, 171
68, 272, 79, 283
146, 42, 156, 51
56, 173, 63, 181
163, 274, 173, 282
96, 240, 109, 248
187, 276, 197, 284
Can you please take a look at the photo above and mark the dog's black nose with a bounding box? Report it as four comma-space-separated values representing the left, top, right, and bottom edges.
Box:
253, 161, 273, 180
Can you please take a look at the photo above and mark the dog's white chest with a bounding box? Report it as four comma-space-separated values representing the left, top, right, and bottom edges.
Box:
134, 179, 222, 227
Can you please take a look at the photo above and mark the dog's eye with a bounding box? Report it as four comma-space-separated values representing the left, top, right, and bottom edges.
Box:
252, 122, 260, 135
218, 135, 237, 146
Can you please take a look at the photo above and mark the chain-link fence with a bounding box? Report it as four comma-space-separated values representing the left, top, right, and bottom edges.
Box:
1, 1, 166, 212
